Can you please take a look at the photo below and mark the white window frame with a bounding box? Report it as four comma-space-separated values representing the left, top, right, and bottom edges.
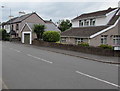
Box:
61, 37, 66, 43
113, 35, 120, 45
101, 35, 107, 44
76, 38, 83, 44
79, 20, 84, 27
90, 19, 95, 26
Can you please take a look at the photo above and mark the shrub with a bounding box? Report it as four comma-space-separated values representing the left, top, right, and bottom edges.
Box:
43, 31, 60, 42
78, 42, 89, 47
0, 29, 7, 40
99, 44, 113, 50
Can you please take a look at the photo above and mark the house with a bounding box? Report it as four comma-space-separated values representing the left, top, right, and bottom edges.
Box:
3, 12, 60, 44
20, 21, 60, 44
61, 7, 120, 50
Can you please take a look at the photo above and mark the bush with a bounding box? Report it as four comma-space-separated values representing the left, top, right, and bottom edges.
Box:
99, 44, 113, 50
43, 31, 60, 42
0, 29, 7, 40
78, 42, 89, 47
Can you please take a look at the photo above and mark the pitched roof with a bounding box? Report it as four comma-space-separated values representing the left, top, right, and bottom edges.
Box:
107, 8, 120, 25
72, 7, 117, 21
22, 22, 60, 32
5, 12, 44, 24
61, 26, 109, 38
5, 13, 33, 24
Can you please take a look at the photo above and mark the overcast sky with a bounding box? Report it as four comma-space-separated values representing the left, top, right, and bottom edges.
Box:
1, 1, 119, 23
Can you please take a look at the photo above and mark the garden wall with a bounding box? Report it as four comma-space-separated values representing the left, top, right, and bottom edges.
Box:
32, 40, 120, 57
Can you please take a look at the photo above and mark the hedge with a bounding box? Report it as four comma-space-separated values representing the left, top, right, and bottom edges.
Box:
43, 31, 60, 42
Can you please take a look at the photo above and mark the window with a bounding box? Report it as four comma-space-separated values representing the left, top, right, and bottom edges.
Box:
84, 20, 87, 26
79, 19, 95, 27
79, 20, 84, 26
16, 24, 19, 30
61, 37, 66, 43
75, 38, 83, 44
90, 19, 95, 26
113, 35, 120, 45
101, 35, 107, 44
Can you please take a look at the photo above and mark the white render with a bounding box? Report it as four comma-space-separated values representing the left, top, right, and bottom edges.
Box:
72, 8, 118, 27
72, 21, 79, 27
4, 25, 10, 33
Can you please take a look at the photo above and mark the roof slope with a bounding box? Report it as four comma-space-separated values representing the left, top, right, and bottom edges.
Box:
24, 22, 60, 32
72, 7, 117, 21
6, 13, 33, 24
5, 12, 44, 24
61, 26, 109, 38
107, 8, 120, 25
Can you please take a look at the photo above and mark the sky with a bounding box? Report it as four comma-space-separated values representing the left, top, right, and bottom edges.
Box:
0, 0, 119, 23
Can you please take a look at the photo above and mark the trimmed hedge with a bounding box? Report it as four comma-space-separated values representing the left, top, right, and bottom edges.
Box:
43, 31, 60, 42
78, 42, 89, 47
99, 44, 113, 50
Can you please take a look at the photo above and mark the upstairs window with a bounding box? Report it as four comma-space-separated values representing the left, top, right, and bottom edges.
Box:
101, 35, 107, 44
84, 20, 89, 26
113, 35, 120, 45
79, 18, 95, 27
79, 20, 84, 26
90, 19, 95, 26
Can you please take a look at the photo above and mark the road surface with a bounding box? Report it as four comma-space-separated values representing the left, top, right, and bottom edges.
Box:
2, 41, 119, 89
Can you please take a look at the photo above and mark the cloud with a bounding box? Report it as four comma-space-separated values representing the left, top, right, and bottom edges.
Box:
1, 2, 119, 23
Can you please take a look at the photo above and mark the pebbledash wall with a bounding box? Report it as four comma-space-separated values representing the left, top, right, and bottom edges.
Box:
32, 40, 120, 57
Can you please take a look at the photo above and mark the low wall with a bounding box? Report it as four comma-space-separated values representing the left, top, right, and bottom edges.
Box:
32, 40, 120, 57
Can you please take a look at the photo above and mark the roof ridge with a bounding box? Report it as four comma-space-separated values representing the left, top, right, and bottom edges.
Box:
72, 7, 117, 21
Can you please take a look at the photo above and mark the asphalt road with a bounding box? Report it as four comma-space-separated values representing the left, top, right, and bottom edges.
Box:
2, 41, 120, 89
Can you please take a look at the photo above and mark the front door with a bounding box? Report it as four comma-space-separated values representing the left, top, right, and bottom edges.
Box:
24, 34, 30, 44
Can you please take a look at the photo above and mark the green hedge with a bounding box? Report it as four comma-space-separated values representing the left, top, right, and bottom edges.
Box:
0, 29, 7, 40
43, 31, 60, 42
78, 42, 89, 47
99, 44, 113, 50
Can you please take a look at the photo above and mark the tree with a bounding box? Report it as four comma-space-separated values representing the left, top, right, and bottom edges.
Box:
33, 24, 45, 40
43, 31, 60, 42
58, 19, 72, 32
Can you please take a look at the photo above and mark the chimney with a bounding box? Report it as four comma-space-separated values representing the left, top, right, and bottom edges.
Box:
19, 11, 25, 16
9, 15, 14, 19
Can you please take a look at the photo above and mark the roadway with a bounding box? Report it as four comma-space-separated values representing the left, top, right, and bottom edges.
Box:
2, 41, 120, 89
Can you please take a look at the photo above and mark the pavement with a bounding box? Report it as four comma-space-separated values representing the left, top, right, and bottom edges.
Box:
2, 41, 120, 89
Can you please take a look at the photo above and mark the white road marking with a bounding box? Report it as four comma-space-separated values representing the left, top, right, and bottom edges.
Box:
76, 71, 120, 88
27, 54, 53, 64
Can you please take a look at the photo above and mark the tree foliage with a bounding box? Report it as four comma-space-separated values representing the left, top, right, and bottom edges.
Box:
58, 19, 72, 32
43, 31, 60, 42
33, 24, 45, 40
